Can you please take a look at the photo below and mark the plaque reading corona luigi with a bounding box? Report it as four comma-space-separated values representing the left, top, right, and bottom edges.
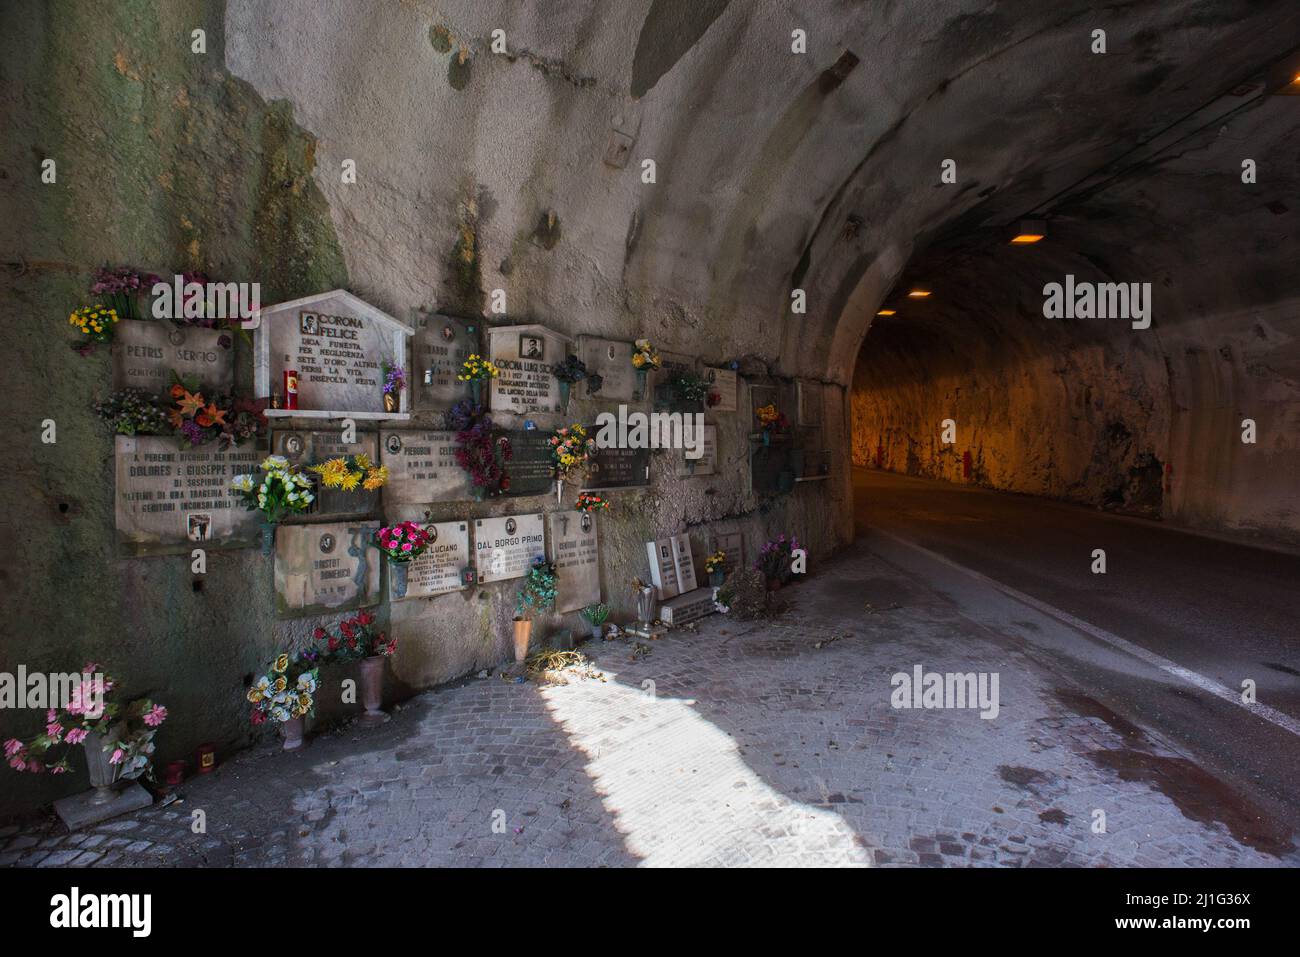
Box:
487, 324, 571, 417
392, 521, 470, 600
255, 289, 414, 419
548, 510, 600, 612
274, 522, 381, 617
115, 436, 261, 555
474, 514, 545, 584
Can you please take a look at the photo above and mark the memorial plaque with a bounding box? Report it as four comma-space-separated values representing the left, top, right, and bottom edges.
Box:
645, 538, 680, 600
659, 587, 716, 626
379, 430, 470, 504
675, 424, 717, 477
488, 324, 570, 416
474, 513, 545, 584
391, 521, 470, 601
798, 380, 823, 427
113, 321, 234, 398
671, 533, 699, 592
576, 336, 636, 402
115, 436, 262, 555
704, 367, 737, 413
582, 445, 651, 490
413, 314, 479, 411
272, 430, 380, 519
750, 438, 792, 495
274, 521, 381, 617
711, 530, 744, 577
658, 350, 697, 379
548, 510, 600, 613
255, 289, 414, 419
502, 430, 556, 497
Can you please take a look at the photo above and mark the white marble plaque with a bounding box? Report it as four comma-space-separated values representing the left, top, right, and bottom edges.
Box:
392, 521, 470, 601
704, 367, 737, 413
645, 538, 680, 600
474, 513, 545, 584
672, 533, 699, 592
576, 336, 636, 402
413, 314, 479, 410
488, 324, 571, 416
379, 430, 470, 503
113, 321, 234, 398
255, 290, 413, 420
274, 521, 381, 617
115, 436, 262, 555
548, 510, 600, 613
675, 424, 717, 477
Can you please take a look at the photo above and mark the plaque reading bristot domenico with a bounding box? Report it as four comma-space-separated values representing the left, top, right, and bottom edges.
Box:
274, 522, 381, 617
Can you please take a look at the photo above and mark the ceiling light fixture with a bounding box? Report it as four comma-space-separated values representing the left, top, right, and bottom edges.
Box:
876, 309, 896, 316
906, 289, 931, 299
1010, 219, 1047, 244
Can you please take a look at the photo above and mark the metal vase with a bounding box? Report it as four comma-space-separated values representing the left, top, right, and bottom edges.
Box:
635, 586, 657, 627
390, 560, 409, 599
559, 380, 571, 413
83, 731, 123, 805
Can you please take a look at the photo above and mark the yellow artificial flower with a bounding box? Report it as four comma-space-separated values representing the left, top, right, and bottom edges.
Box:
273, 676, 288, 693
362, 466, 388, 490
354, 453, 372, 470
632, 353, 645, 369
339, 470, 362, 491
273, 654, 289, 674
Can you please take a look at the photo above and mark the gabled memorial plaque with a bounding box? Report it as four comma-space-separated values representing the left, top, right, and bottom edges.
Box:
379, 430, 470, 504
674, 424, 717, 477
576, 336, 636, 402
487, 324, 571, 417
548, 510, 600, 613
274, 522, 381, 617
645, 538, 680, 600
272, 430, 380, 519
390, 521, 470, 601
672, 533, 699, 592
113, 321, 234, 398
412, 314, 479, 411
474, 514, 545, 584
704, 367, 737, 413
502, 430, 556, 497
114, 436, 262, 555
582, 445, 651, 490
255, 289, 413, 420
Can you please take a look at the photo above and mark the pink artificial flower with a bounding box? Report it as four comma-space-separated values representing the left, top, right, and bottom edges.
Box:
50, 765, 68, 775
65, 728, 88, 745
143, 705, 167, 727
402, 542, 412, 551
109, 748, 125, 765
46, 709, 58, 723
8, 755, 27, 771
26, 759, 43, 773
3, 738, 23, 758
46, 721, 63, 741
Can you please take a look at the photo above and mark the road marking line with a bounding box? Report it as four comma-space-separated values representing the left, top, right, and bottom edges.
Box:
873, 529, 1300, 739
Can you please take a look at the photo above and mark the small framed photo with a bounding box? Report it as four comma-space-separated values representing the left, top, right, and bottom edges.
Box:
519, 334, 544, 361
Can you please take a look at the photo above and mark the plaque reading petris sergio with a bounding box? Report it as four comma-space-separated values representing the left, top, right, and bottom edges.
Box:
115, 436, 261, 555
113, 320, 234, 398
474, 514, 546, 584
548, 510, 600, 612
255, 290, 414, 420
391, 521, 470, 601
379, 430, 470, 504
274, 522, 381, 618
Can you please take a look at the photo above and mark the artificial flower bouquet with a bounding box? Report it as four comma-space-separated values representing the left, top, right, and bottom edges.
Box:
755, 534, 800, 586
69, 305, 120, 345
576, 492, 610, 513
247, 652, 321, 725
551, 355, 588, 383
93, 388, 172, 436
4, 664, 167, 779
91, 265, 160, 321
631, 339, 661, 370
455, 420, 512, 497
756, 403, 789, 433
457, 353, 500, 382
373, 521, 432, 563
231, 456, 315, 524
313, 610, 396, 663
704, 550, 727, 575
549, 424, 596, 479
311, 453, 389, 492
382, 363, 406, 396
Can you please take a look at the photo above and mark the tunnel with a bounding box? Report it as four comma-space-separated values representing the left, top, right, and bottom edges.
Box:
1, 0, 1299, 882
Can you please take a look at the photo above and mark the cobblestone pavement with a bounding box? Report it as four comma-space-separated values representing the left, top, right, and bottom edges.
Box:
3, 542, 1296, 868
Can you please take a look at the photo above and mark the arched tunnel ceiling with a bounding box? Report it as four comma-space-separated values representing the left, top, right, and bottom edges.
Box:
224, 0, 1300, 385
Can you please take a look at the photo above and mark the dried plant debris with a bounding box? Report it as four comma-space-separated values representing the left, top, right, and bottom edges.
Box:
630, 641, 652, 661
525, 649, 606, 685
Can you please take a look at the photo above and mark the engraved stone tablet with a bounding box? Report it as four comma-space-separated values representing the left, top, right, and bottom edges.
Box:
113, 321, 234, 398
474, 513, 546, 584
115, 436, 262, 555
675, 424, 717, 477
487, 324, 570, 417
548, 510, 600, 612
576, 336, 636, 402
391, 521, 470, 601
255, 290, 413, 419
671, 533, 699, 592
704, 367, 737, 413
501, 430, 556, 497
711, 530, 744, 577
273, 521, 381, 617
645, 538, 680, 600
583, 445, 651, 489
272, 430, 380, 519
412, 314, 479, 411
379, 430, 470, 504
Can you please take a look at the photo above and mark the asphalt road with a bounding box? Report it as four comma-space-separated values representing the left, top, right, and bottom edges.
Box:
854, 467, 1300, 836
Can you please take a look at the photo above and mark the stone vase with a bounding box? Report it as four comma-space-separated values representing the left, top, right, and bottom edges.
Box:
513, 618, 532, 663
83, 731, 124, 805
390, 559, 410, 599
358, 656, 389, 726
589, 624, 603, 641
281, 716, 304, 750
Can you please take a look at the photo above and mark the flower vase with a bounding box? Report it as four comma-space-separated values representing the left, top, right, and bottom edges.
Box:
383, 391, 399, 414
469, 380, 483, 405
358, 656, 389, 726
83, 731, 124, 805
555, 478, 564, 504
513, 619, 533, 663
634, 368, 648, 401
762, 430, 771, 448
472, 487, 486, 503
709, 570, 725, 587
589, 624, 603, 641
261, 522, 277, 555
390, 560, 409, 599
282, 716, 304, 750
635, 586, 657, 627
559, 380, 571, 413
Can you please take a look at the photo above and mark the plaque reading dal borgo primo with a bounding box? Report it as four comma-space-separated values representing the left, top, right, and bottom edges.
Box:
392, 521, 470, 601
475, 514, 546, 584
115, 436, 261, 555
502, 430, 556, 497
582, 445, 651, 490
274, 522, 381, 617
113, 320, 234, 398
380, 430, 470, 503
548, 510, 600, 612
576, 336, 636, 401
488, 324, 571, 417
272, 430, 380, 519
255, 289, 414, 420
413, 314, 479, 411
